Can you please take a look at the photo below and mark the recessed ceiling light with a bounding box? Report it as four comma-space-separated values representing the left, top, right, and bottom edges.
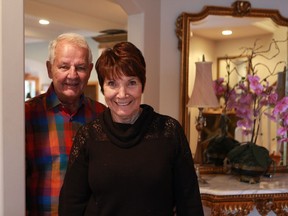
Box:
222, 30, 232, 36
39, 19, 50, 25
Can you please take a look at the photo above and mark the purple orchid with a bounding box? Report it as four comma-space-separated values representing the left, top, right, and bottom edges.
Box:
214, 74, 288, 144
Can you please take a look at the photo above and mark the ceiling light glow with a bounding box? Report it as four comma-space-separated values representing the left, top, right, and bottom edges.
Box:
39, 19, 50, 25
222, 30, 232, 36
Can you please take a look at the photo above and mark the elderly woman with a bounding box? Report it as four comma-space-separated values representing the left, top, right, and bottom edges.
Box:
59, 42, 204, 216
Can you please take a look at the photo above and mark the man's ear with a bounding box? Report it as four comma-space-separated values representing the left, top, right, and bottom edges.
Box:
46, 61, 52, 79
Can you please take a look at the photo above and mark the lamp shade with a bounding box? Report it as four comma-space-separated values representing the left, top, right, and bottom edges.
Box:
187, 61, 219, 108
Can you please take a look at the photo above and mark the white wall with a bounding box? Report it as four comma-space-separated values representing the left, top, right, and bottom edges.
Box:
125, 0, 161, 111
0, 0, 25, 215
1, 0, 288, 215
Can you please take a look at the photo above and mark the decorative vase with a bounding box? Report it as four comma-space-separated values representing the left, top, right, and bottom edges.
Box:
226, 142, 272, 184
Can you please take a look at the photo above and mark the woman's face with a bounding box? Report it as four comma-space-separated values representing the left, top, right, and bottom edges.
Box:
103, 74, 143, 123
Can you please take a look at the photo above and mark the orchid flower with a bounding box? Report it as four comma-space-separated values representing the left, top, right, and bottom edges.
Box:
214, 73, 288, 144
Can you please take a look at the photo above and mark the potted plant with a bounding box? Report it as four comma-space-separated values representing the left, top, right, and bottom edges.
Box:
213, 38, 287, 183
224, 74, 275, 183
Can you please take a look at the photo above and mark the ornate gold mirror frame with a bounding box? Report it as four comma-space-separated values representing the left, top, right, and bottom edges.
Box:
176, 0, 288, 141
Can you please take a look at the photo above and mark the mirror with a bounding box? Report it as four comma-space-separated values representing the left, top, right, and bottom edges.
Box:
176, 1, 288, 170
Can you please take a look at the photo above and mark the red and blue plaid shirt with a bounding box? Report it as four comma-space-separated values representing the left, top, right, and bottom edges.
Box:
25, 84, 106, 215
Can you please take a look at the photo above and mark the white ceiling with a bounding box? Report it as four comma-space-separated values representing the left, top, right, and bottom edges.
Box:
25, 1, 281, 44
25, 0, 128, 43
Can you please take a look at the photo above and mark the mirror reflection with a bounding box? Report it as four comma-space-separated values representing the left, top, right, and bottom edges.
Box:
176, 1, 288, 168
217, 55, 249, 88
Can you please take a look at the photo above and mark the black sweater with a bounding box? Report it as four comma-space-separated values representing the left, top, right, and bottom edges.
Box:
59, 104, 204, 216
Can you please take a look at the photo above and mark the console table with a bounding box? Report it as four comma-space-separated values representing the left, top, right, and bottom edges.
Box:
200, 173, 288, 216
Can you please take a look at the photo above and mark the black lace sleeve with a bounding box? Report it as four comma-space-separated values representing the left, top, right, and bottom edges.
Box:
59, 122, 94, 216
68, 123, 92, 168
167, 118, 204, 216
69, 118, 108, 168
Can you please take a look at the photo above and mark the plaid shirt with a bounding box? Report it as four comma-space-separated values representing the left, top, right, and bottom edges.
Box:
25, 84, 106, 215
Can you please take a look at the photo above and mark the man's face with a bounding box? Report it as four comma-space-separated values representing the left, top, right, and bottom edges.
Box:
47, 41, 93, 104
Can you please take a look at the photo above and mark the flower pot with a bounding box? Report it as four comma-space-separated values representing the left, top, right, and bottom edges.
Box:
226, 142, 272, 184
230, 163, 268, 183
